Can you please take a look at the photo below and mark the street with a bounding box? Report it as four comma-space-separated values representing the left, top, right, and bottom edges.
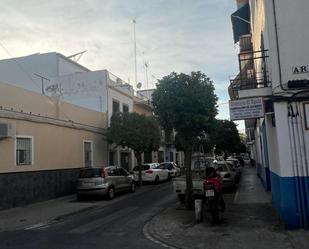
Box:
0, 182, 176, 249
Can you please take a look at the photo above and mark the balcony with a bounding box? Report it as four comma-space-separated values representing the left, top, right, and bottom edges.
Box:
229, 49, 272, 99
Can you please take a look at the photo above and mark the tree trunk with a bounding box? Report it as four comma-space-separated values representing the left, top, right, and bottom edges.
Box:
184, 148, 193, 210
135, 153, 143, 186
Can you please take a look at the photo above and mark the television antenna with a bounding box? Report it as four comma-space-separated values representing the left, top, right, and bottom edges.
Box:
67, 50, 87, 62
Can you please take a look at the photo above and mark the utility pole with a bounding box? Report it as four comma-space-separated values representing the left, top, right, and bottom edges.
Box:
133, 19, 137, 86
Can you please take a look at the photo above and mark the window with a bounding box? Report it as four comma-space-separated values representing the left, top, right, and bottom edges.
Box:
84, 141, 92, 167
112, 100, 120, 113
109, 151, 114, 165
122, 104, 129, 113
16, 137, 33, 165
107, 167, 119, 176
118, 167, 128, 176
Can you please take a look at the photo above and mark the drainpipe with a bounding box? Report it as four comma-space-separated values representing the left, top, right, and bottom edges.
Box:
295, 102, 309, 227
288, 103, 303, 227
272, 0, 287, 92
293, 103, 308, 227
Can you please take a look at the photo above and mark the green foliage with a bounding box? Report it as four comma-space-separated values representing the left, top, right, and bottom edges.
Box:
152, 71, 218, 147
106, 112, 161, 155
210, 119, 242, 155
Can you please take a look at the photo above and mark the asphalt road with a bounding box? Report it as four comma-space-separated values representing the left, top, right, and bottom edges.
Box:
0, 181, 176, 249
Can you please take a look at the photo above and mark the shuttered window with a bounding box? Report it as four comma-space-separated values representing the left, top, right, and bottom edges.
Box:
16, 137, 32, 165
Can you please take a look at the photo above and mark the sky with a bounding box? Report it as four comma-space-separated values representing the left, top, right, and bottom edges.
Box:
0, 0, 244, 131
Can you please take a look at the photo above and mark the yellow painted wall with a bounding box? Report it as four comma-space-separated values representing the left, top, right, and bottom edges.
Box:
0, 81, 108, 173
0, 117, 108, 173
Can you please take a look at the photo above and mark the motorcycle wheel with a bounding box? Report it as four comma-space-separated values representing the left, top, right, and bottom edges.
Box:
209, 201, 219, 223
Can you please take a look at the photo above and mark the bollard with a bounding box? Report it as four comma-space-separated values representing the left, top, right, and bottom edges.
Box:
195, 199, 203, 222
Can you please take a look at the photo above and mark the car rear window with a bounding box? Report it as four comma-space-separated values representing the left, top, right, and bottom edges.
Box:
160, 163, 172, 169
133, 165, 150, 171
79, 168, 101, 178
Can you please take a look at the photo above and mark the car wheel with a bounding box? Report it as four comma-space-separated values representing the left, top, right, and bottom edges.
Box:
154, 175, 159, 184
178, 194, 185, 204
107, 186, 115, 200
168, 173, 172, 181
130, 182, 136, 193
77, 194, 84, 201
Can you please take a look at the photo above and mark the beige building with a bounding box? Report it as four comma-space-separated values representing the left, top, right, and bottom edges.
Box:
0, 82, 107, 209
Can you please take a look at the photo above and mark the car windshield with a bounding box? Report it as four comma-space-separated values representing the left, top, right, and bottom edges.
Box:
79, 168, 101, 178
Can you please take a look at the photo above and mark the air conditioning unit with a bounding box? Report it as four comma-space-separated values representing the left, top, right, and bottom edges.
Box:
0, 123, 13, 139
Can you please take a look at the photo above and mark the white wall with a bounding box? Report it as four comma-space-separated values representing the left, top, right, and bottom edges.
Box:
58, 55, 89, 76
46, 70, 109, 113
263, 0, 309, 93
0, 52, 89, 94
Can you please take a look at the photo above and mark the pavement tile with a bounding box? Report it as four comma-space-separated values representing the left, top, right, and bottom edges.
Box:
146, 166, 309, 249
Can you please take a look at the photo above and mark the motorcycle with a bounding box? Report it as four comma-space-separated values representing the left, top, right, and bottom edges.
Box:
203, 167, 225, 223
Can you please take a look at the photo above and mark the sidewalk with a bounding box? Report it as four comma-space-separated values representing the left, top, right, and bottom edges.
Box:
146, 166, 309, 249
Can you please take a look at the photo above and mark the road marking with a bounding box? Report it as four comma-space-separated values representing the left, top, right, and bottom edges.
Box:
68, 206, 138, 234
24, 222, 50, 230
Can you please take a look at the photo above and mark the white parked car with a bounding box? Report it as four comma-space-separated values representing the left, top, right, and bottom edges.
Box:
132, 163, 169, 184
158, 162, 181, 177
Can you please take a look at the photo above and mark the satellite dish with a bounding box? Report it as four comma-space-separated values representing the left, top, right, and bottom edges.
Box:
136, 82, 142, 89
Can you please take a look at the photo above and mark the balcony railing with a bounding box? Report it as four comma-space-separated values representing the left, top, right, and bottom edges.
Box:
231, 49, 271, 88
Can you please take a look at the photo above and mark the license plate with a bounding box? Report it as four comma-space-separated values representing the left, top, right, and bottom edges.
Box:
205, 189, 215, 197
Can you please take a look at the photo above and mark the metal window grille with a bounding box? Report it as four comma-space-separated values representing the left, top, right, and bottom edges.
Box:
16, 137, 32, 165
84, 142, 92, 167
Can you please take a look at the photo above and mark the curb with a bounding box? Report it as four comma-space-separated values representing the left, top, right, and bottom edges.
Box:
143, 210, 185, 249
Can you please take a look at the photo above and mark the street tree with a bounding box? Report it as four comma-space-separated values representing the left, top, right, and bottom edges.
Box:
105, 112, 161, 186
152, 71, 218, 208
210, 119, 243, 158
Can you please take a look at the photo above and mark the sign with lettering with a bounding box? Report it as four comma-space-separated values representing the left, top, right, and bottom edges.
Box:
292, 65, 309, 74
229, 97, 264, 121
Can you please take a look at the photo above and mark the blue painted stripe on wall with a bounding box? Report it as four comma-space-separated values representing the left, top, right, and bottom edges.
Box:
265, 167, 271, 191
270, 171, 309, 229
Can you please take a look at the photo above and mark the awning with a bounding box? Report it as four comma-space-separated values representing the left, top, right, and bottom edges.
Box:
231, 3, 250, 43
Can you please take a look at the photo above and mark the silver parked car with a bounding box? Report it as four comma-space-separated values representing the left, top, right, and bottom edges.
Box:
214, 161, 237, 189
77, 166, 135, 200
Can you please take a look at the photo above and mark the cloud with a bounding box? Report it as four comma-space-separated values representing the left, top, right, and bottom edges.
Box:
0, 0, 239, 123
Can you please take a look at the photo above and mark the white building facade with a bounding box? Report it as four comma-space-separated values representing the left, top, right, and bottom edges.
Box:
230, 0, 309, 229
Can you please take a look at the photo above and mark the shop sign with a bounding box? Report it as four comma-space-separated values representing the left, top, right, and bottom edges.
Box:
229, 97, 264, 121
